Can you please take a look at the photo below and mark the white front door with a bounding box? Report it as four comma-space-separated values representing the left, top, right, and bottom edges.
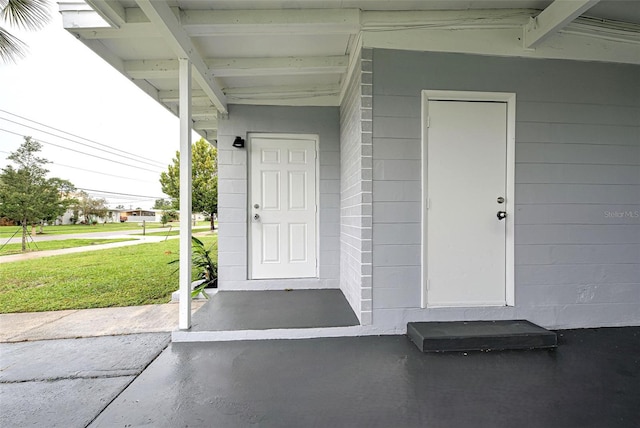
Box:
423, 93, 515, 307
249, 135, 318, 279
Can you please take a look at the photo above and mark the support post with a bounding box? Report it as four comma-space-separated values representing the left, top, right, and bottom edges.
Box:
178, 58, 193, 330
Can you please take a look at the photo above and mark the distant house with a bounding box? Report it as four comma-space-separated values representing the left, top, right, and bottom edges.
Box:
56, 208, 120, 225
118, 209, 157, 223
60, 1, 639, 333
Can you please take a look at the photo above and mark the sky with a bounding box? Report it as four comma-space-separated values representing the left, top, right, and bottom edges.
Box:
0, 1, 191, 210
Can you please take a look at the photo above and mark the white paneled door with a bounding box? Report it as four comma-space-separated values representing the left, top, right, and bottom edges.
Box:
425, 98, 512, 307
249, 135, 318, 279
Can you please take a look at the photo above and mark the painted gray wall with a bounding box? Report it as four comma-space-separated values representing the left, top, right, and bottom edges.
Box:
372, 49, 640, 330
339, 48, 373, 325
217, 105, 340, 290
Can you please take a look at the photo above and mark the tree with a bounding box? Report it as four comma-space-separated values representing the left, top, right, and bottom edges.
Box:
160, 138, 218, 230
0, 137, 75, 250
160, 209, 178, 227
0, 0, 51, 63
153, 198, 173, 210
71, 191, 108, 224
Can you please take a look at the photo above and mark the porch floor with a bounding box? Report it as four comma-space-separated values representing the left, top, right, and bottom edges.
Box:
189, 289, 360, 332
89, 327, 640, 427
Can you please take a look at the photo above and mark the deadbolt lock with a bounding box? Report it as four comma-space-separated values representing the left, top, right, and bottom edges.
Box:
497, 197, 505, 204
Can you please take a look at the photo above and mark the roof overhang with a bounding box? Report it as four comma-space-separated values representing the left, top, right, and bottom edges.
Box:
59, 0, 640, 140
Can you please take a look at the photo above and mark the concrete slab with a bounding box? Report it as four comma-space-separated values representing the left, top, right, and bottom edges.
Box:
1, 303, 204, 342
191, 289, 359, 331
0, 333, 170, 428
0, 333, 169, 382
0, 376, 135, 428
0, 309, 77, 342
91, 327, 640, 428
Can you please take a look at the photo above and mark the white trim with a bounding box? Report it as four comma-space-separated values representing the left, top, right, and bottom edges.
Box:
421, 90, 516, 309
339, 31, 363, 105
171, 325, 399, 342
247, 133, 320, 280
178, 58, 193, 330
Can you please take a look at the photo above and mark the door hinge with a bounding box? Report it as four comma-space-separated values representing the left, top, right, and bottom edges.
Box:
426, 198, 431, 209
426, 116, 431, 128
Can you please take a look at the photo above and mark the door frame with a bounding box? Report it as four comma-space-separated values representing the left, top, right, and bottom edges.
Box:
420, 90, 516, 308
247, 133, 320, 280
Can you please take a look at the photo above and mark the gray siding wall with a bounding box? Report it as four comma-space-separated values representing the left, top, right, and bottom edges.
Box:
372, 49, 640, 330
339, 48, 373, 324
217, 104, 340, 290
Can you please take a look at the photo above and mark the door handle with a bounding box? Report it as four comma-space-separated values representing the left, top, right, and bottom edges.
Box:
497, 211, 507, 220
254, 213, 260, 221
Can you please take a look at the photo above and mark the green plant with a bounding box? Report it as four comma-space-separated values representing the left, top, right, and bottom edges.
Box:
169, 236, 218, 298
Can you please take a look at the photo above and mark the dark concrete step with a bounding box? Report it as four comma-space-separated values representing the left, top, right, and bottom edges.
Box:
407, 320, 557, 352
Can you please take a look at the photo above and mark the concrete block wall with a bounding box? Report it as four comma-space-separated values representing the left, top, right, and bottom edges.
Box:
339, 48, 374, 325
371, 49, 640, 330
217, 105, 341, 290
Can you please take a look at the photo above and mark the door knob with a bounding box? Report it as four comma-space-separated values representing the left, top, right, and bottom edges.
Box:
254, 213, 260, 221
497, 211, 507, 220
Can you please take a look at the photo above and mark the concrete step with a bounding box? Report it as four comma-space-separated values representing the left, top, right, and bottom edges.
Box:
407, 320, 557, 352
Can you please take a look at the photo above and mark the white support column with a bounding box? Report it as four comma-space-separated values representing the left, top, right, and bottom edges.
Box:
178, 58, 193, 330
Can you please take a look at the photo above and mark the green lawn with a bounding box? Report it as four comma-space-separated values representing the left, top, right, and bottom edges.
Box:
0, 238, 136, 256
0, 222, 162, 238
0, 235, 217, 313
0, 221, 212, 238
135, 226, 214, 237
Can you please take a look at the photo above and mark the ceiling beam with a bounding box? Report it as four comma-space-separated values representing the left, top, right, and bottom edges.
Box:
124, 56, 348, 79
191, 106, 217, 119
159, 89, 209, 104
135, 0, 227, 114
209, 56, 348, 77
523, 0, 600, 49
225, 84, 341, 106
193, 120, 218, 130
180, 9, 361, 36
70, 23, 158, 39
85, 0, 126, 27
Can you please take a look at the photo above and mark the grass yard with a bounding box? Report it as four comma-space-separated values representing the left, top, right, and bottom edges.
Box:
0, 222, 163, 238
0, 238, 136, 256
136, 227, 215, 237
0, 221, 212, 238
0, 235, 217, 313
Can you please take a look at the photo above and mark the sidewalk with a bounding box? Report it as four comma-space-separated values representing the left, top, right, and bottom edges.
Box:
0, 302, 205, 342
0, 228, 214, 263
0, 234, 169, 264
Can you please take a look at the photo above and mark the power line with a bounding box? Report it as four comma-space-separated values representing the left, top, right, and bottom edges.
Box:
53, 161, 157, 182
0, 128, 164, 173
0, 109, 168, 167
3, 147, 157, 182
77, 187, 166, 199
0, 116, 167, 169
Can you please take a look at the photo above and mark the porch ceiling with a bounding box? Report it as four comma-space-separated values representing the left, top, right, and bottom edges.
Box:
59, 0, 640, 141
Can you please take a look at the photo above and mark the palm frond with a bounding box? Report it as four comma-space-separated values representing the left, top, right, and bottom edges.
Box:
1, 0, 50, 31
0, 25, 26, 62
